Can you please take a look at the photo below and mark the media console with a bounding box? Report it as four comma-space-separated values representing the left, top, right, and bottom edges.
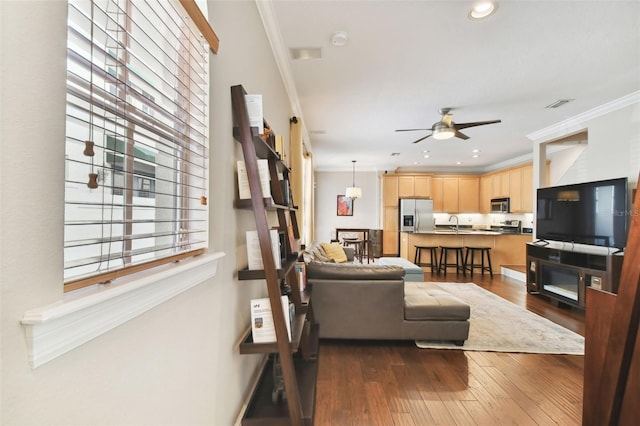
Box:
526, 243, 624, 309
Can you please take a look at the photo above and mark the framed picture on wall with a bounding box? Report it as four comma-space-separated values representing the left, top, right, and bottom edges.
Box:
337, 195, 353, 216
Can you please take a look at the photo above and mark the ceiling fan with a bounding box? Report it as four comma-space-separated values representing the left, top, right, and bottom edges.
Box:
395, 108, 501, 144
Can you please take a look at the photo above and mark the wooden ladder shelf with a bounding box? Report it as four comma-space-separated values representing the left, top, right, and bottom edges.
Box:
231, 85, 318, 426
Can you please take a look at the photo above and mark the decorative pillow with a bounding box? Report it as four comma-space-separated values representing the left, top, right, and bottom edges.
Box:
312, 246, 332, 262
320, 242, 348, 263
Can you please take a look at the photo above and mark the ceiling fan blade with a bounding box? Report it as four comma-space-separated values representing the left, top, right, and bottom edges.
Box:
455, 119, 501, 130
395, 128, 431, 132
411, 134, 432, 144
454, 131, 469, 140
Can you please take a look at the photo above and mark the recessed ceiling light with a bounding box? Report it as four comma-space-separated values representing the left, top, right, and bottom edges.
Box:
456, 161, 463, 165
472, 149, 481, 153
472, 154, 480, 158
290, 47, 322, 60
469, 1, 498, 19
423, 154, 430, 159
422, 150, 430, 153
413, 162, 420, 165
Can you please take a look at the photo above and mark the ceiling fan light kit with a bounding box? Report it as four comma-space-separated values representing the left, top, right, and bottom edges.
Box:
432, 123, 455, 140
396, 108, 501, 144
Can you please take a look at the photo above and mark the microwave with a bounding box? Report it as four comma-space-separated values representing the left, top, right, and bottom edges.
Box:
490, 197, 510, 213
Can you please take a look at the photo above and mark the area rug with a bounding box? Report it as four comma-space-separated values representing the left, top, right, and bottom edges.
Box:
415, 282, 585, 355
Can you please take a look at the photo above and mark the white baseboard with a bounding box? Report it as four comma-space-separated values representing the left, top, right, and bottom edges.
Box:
501, 266, 526, 283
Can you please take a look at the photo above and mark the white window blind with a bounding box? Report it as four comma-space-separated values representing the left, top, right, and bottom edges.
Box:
65, 0, 209, 290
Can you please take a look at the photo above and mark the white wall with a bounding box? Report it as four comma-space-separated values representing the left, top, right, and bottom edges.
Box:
532, 99, 640, 245
314, 171, 380, 242
539, 102, 640, 188
1, 1, 291, 425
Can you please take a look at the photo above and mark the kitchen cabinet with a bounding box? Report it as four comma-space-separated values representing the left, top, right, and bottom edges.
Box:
479, 175, 492, 214
442, 177, 459, 213
414, 175, 431, 197
432, 176, 479, 213
509, 168, 523, 212
398, 175, 415, 198
492, 171, 510, 198
382, 175, 398, 206
431, 177, 444, 212
458, 176, 480, 212
507, 164, 534, 213
520, 164, 533, 212
477, 163, 533, 213
382, 206, 398, 256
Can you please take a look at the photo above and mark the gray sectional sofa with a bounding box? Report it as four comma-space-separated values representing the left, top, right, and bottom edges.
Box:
304, 245, 470, 344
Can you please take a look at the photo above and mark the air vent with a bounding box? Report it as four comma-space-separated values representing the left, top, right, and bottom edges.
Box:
545, 99, 574, 109
390, 152, 400, 156
290, 47, 322, 60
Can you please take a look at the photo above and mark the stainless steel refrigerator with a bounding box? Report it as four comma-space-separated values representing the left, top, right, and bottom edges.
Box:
400, 199, 434, 233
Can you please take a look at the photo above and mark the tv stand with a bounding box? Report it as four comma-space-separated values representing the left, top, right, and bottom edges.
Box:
526, 244, 624, 309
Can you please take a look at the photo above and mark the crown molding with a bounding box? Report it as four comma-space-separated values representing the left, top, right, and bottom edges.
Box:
255, 0, 313, 154
527, 91, 640, 143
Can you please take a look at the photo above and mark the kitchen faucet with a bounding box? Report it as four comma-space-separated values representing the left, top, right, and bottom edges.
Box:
449, 215, 459, 233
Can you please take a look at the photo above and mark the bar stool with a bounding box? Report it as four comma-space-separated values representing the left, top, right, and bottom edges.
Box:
464, 246, 493, 276
414, 245, 439, 273
438, 246, 466, 275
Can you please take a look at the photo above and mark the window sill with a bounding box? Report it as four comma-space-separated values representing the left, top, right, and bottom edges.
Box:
21, 252, 225, 368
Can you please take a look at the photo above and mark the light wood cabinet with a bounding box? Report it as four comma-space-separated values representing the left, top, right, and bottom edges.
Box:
431, 177, 444, 212
477, 164, 534, 213
458, 176, 480, 213
414, 175, 431, 198
382, 175, 398, 206
492, 171, 510, 198
479, 175, 492, 214
509, 168, 523, 212
398, 175, 415, 198
382, 206, 398, 256
442, 177, 459, 213
521, 164, 533, 212
507, 164, 534, 213
432, 176, 479, 213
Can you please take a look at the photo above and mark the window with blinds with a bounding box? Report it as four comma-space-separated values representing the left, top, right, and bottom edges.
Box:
65, 0, 209, 291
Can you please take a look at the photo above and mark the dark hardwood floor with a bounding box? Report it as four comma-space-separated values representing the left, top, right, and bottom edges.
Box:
314, 271, 585, 425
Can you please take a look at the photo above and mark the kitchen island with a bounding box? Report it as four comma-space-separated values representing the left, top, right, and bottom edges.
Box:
400, 231, 533, 272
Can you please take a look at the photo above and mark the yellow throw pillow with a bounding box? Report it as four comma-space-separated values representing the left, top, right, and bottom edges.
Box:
320, 243, 348, 263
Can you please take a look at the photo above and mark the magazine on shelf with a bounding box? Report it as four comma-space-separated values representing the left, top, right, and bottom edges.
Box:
244, 94, 264, 134
237, 159, 271, 200
250, 295, 293, 343
295, 262, 306, 292
246, 229, 282, 270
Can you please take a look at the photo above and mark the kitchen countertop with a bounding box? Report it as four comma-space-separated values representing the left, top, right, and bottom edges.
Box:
417, 230, 502, 235
400, 230, 533, 266
407, 228, 530, 236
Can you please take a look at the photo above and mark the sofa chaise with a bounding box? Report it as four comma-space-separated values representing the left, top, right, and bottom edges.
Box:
305, 260, 470, 344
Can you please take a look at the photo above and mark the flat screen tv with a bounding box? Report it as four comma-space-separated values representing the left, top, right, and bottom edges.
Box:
536, 177, 629, 250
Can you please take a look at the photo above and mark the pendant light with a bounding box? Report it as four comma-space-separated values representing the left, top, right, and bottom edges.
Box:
345, 160, 362, 200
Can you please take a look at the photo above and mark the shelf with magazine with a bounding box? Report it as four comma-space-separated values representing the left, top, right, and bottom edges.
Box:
231, 84, 318, 426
